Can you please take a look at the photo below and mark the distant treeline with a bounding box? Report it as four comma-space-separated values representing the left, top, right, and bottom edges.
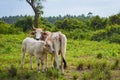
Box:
1, 13, 120, 43
0, 15, 25, 24
0, 14, 90, 24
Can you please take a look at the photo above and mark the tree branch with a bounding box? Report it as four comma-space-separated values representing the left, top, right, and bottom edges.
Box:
26, 0, 36, 12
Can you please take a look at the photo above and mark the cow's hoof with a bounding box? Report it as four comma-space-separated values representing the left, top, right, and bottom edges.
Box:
38, 71, 41, 73
42, 70, 45, 73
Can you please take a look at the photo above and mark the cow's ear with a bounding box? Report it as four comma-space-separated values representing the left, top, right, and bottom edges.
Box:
30, 31, 36, 35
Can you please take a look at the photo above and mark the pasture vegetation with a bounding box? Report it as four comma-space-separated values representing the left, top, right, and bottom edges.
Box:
0, 34, 120, 80
0, 13, 120, 80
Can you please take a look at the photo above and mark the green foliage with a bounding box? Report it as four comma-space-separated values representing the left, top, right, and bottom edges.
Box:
111, 59, 120, 70
55, 18, 87, 30
106, 24, 120, 35
46, 68, 60, 79
109, 14, 120, 25
109, 33, 120, 43
77, 62, 84, 70
38, 17, 56, 31
90, 16, 107, 30
14, 16, 33, 32
91, 25, 120, 43
8, 65, 17, 77
0, 15, 25, 24
91, 29, 107, 41
73, 72, 79, 80
96, 53, 103, 59
0, 20, 20, 34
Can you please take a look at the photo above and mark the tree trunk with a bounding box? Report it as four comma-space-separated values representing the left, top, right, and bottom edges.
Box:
26, 0, 40, 28
34, 11, 39, 28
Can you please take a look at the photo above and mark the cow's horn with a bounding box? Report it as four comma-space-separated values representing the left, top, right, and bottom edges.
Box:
32, 26, 36, 30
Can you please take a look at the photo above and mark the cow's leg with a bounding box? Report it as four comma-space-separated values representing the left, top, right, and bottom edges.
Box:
61, 54, 64, 74
41, 59, 44, 72
45, 54, 48, 70
36, 57, 40, 72
61, 53, 66, 74
53, 38, 60, 70
20, 48, 25, 68
51, 54, 55, 68
55, 52, 59, 69
30, 55, 33, 70
61, 49, 67, 74
60, 35, 67, 74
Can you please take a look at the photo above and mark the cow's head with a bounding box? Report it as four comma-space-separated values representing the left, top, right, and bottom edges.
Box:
44, 40, 54, 53
35, 28, 43, 40
30, 28, 43, 40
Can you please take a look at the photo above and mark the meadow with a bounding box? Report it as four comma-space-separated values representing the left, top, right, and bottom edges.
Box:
0, 33, 120, 80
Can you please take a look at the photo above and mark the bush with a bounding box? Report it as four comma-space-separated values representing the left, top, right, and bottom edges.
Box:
0, 21, 21, 34
106, 25, 120, 35
109, 33, 120, 43
91, 25, 120, 43
91, 29, 107, 41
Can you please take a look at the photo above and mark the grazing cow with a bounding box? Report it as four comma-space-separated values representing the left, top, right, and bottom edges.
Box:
20, 37, 54, 72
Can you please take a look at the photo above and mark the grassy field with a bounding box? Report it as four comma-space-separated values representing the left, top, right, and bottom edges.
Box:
0, 34, 120, 80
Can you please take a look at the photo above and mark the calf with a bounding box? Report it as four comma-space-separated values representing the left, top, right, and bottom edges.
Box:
20, 37, 54, 72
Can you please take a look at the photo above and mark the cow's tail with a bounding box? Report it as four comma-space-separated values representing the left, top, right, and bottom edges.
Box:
59, 33, 67, 69
62, 57, 67, 69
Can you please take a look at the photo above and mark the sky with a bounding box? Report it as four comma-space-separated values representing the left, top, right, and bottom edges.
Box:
0, 0, 120, 18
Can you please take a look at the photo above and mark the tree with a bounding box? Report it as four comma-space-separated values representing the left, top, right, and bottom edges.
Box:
14, 16, 33, 32
87, 12, 93, 18
109, 15, 120, 25
26, 0, 45, 28
90, 16, 107, 30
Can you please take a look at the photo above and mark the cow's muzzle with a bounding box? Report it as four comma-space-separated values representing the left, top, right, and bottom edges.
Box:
36, 38, 40, 40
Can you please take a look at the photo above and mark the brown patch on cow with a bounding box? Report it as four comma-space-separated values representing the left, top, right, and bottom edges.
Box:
41, 31, 52, 41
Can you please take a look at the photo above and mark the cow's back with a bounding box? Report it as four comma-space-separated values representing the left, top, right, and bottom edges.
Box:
22, 37, 45, 55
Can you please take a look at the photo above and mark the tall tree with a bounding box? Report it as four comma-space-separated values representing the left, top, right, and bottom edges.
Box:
26, 0, 45, 28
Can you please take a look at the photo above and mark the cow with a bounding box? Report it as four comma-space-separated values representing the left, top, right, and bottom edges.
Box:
20, 37, 54, 72
31, 28, 67, 74
45, 32, 67, 74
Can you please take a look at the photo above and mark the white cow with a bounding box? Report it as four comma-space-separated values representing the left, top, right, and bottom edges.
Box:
20, 37, 54, 72
45, 32, 67, 74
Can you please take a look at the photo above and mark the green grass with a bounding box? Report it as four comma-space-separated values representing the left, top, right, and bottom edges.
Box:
0, 34, 120, 80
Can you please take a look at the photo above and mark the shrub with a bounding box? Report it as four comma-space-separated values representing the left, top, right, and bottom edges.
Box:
96, 53, 103, 59
91, 29, 107, 41
46, 68, 60, 79
109, 33, 120, 43
73, 72, 79, 80
8, 65, 17, 77
90, 62, 111, 80
111, 59, 120, 70
77, 63, 84, 70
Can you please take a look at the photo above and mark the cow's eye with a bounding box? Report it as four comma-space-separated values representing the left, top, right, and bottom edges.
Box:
47, 45, 50, 47
45, 44, 50, 47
